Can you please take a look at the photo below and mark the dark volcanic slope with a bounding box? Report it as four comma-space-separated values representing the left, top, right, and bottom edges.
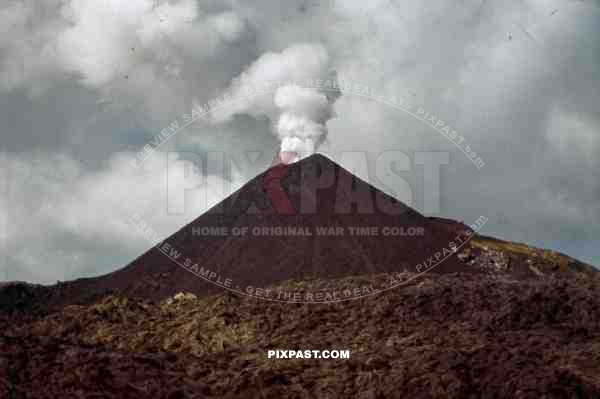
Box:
50, 154, 469, 303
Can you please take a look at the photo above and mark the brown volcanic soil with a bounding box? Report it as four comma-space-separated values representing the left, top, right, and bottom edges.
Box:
2, 272, 600, 398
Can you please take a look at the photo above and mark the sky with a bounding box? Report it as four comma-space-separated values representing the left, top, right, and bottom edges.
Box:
1, 0, 599, 283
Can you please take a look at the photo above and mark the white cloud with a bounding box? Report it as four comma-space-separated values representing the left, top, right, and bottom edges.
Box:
0, 151, 231, 282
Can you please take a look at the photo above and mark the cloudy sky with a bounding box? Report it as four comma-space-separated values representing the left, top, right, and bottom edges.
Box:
1, 0, 599, 283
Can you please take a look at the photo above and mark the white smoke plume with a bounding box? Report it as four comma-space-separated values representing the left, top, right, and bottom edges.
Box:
275, 85, 333, 153
213, 43, 341, 160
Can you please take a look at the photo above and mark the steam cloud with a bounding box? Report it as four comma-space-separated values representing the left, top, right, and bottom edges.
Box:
275, 85, 333, 153
214, 43, 341, 159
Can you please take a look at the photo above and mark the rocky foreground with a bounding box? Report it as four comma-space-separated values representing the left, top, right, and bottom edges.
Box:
2, 267, 600, 398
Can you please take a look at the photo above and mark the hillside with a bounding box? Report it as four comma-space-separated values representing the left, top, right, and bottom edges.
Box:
2, 271, 600, 398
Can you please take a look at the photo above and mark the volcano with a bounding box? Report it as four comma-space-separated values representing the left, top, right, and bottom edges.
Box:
64, 153, 473, 301
14, 153, 592, 309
